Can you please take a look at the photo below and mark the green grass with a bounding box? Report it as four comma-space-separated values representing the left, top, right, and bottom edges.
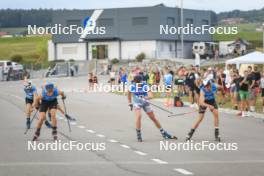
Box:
213, 32, 262, 41
0, 35, 51, 65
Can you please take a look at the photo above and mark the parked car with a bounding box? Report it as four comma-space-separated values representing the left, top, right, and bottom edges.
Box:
0, 60, 12, 75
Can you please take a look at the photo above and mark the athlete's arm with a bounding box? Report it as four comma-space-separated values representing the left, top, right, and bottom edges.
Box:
59, 90, 66, 99
33, 94, 41, 109
128, 91, 132, 104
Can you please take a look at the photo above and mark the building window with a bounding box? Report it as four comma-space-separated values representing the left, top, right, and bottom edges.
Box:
169, 44, 173, 51
97, 18, 114, 27
62, 46, 78, 54
185, 18, 193, 25
132, 17, 148, 25
66, 19, 81, 27
167, 17, 175, 25
201, 19, 209, 25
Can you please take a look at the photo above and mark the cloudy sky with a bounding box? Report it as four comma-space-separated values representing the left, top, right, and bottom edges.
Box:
1, 0, 263, 13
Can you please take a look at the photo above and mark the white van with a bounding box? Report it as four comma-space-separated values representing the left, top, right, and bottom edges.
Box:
11, 62, 24, 71
0, 60, 23, 75
0, 60, 12, 75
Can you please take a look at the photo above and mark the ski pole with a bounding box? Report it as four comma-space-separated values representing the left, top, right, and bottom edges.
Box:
24, 110, 38, 135
168, 110, 198, 117
137, 96, 174, 114
147, 101, 174, 114
62, 99, 71, 132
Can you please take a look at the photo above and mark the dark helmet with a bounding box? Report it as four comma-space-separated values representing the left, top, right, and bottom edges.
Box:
133, 75, 143, 83
45, 83, 54, 90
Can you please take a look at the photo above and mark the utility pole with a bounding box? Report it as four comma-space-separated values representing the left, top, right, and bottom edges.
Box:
180, 0, 184, 58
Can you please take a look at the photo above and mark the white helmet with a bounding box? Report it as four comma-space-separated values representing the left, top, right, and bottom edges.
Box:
203, 79, 211, 86
25, 81, 32, 90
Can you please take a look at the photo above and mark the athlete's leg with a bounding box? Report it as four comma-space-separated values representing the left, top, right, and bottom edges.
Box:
26, 103, 32, 129
192, 113, 205, 129
146, 111, 161, 129
33, 112, 46, 141
146, 111, 177, 139
135, 109, 142, 142
57, 104, 65, 115
50, 108, 58, 140
212, 109, 220, 141
186, 109, 205, 141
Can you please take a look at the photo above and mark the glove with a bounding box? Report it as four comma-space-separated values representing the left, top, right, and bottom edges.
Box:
128, 103, 133, 111
62, 95, 66, 100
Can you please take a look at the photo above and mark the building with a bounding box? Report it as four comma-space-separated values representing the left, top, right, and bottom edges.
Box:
48, 4, 216, 61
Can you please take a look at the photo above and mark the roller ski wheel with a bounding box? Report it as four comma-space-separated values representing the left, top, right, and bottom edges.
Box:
162, 131, 177, 140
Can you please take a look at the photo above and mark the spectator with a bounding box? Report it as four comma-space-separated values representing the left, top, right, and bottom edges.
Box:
247, 66, 257, 112
260, 71, 264, 113
238, 70, 250, 117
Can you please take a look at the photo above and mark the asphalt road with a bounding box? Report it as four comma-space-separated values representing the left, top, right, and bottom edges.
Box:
0, 76, 263, 176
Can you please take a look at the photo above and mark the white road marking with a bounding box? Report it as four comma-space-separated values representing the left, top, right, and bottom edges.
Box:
86, 129, 95, 133
174, 168, 193, 175
10, 94, 24, 101
78, 125, 86, 129
96, 134, 105, 138
120, 144, 130, 149
108, 139, 118, 143
70, 122, 77, 125
134, 151, 147, 156
151, 159, 168, 164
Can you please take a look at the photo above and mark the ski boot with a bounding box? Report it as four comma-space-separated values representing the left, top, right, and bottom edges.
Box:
160, 129, 177, 140
45, 120, 52, 128
32, 128, 41, 141
26, 118, 30, 129
52, 126, 58, 141
136, 129, 143, 142
65, 114, 76, 121
186, 129, 195, 141
215, 128, 221, 142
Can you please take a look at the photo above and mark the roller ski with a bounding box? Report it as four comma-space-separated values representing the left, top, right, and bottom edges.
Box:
215, 128, 221, 142
160, 129, 177, 140
186, 129, 195, 141
136, 129, 143, 142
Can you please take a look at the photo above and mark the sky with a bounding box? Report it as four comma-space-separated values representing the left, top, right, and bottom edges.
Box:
0, 0, 263, 13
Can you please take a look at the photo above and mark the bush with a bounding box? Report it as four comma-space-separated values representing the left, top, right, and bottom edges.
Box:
135, 52, 146, 62
111, 58, 119, 64
11, 54, 23, 63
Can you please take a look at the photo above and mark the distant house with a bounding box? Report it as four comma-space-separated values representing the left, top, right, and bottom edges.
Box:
220, 18, 245, 25
48, 4, 216, 61
0, 32, 8, 37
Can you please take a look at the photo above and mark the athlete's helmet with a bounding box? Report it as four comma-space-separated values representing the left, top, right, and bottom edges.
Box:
203, 79, 211, 86
133, 75, 143, 83
45, 83, 54, 90
25, 81, 32, 90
